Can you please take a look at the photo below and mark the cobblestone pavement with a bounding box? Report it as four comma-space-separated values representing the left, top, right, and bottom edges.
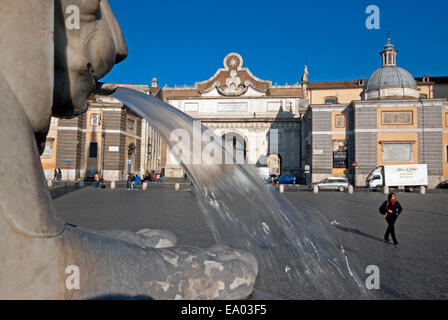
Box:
54, 186, 448, 299
286, 191, 448, 300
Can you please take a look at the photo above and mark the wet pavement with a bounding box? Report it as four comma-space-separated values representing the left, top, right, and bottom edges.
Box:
54, 186, 448, 299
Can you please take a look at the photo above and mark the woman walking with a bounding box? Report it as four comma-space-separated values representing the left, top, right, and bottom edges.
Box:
379, 193, 403, 245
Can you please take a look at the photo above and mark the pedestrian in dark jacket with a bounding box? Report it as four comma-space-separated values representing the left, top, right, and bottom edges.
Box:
379, 193, 403, 245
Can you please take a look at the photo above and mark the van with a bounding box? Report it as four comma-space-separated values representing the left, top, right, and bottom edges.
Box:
367, 164, 428, 191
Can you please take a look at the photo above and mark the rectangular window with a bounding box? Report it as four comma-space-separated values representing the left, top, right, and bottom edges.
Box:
41, 140, 53, 158
184, 103, 198, 112
381, 142, 413, 162
127, 118, 135, 131
217, 103, 247, 112
267, 102, 281, 112
446, 145, 448, 163
381, 111, 413, 125
335, 115, 346, 128
90, 114, 100, 126
445, 113, 448, 127
88, 142, 98, 158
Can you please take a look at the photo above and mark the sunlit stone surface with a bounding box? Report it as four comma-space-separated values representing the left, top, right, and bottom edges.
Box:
0, 0, 257, 300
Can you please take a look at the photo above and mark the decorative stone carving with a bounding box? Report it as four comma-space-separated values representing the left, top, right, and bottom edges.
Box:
217, 70, 247, 96
381, 111, 413, 125
335, 115, 346, 128
197, 53, 270, 96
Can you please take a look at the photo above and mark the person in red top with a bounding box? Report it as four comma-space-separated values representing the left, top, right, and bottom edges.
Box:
379, 193, 403, 245
93, 172, 100, 189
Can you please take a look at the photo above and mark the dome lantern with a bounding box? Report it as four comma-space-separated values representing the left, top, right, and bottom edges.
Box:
381, 37, 398, 67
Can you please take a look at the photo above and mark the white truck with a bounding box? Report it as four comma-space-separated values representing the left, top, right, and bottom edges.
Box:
367, 164, 428, 191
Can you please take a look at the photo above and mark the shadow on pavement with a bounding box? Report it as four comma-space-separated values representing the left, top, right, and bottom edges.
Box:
334, 225, 394, 245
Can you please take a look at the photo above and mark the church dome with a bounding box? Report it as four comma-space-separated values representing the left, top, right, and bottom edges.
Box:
365, 66, 417, 91
363, 38, 419, 100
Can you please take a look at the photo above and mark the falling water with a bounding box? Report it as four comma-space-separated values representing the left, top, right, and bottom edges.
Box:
112, 87, 370, 299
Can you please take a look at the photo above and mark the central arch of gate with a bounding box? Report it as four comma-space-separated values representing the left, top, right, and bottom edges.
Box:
221, 131, 248, 164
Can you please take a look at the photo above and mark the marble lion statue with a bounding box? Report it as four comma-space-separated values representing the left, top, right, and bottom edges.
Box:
0, 0, 257, 299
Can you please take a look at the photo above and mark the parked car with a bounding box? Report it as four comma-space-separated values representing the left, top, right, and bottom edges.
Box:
276, 175, 297, 184
311, 177, 350, 192
292, 170, 307, 185
436, 180, 448, 189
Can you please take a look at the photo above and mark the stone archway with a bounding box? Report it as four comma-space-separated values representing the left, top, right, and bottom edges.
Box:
221, 132, 247, 164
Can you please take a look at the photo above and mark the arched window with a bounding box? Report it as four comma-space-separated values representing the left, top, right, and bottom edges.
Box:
324, 97, 338, 104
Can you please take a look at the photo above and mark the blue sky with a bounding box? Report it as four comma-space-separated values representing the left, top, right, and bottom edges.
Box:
104, 0, 448, 87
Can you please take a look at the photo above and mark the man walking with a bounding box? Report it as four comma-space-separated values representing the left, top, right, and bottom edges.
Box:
160, 170, 164, 183
127, 173, 134, 190
379, 193, 403, 245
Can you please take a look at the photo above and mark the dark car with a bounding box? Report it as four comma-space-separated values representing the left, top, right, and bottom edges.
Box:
437, 180, 448, 189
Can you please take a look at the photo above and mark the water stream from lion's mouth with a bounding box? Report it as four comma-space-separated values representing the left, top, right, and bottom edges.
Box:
112, 87, 370, 299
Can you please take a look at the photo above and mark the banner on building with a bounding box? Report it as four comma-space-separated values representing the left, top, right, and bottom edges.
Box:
332, 140, 348, 168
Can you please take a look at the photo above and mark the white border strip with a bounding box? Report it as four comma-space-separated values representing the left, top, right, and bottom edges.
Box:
312, 108, 349, 112
57, 127, 141, 140
312, 131, 353, 135
355, 128, 442, 133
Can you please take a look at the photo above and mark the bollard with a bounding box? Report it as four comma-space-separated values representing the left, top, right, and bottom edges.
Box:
47, 180, 53, 187
175, 183, 180, 191
110, 181, 116, 190
142, 182, 148, 191
383, 186, 389, 194
78, 180, 84, 188
313, 185, 319, 193
348, 185, 354, 194
279, 184, 284, 193
420, 185, 426, 195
